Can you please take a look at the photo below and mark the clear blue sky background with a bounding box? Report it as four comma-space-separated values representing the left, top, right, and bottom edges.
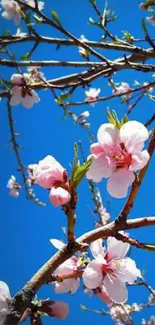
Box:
0, 0, 155, 324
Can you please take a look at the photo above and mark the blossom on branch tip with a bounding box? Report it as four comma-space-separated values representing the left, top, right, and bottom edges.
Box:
86, 121, 150, 198
82, 236, 141, 303
112, 82, 130, 96
1, 0, 21, 25
50, 239, 80, 294
85, 88, 101, 106
49, 187, 71, 207
10, 74, 40, 109
7, 175, 21, 198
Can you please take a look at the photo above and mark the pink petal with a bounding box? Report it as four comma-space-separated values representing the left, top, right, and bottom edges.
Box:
54, 279, 79, 294
129, 150, 150, 171
96, 285, 112, 305
82, 260, 103, 289
107, 236, 130, 260
90, 239, 106, 259
50, 239, 65, 250
10, 94, 21, 106
119, 258, 141, 284
40, 300, 69, 319
103, 276, 128, 303
107, 169, 135, 198
97, 123, 120, 150
86, 154, 113, 182
120, 121, 149, 153
49, 187, 71, 207
90, 143, 104, 155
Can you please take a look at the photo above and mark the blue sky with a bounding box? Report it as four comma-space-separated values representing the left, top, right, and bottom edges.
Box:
0, 0, 155, 324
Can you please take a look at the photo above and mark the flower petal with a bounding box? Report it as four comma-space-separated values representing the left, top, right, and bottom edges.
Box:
120, 121, 149, 152
50, 239, 65, 250
119, 258, 141, 284
90, 143, 104, 155
129, 150, 150, 171
90, 239, 106, 259
54, 279, 79, 294
82, 260, 103, 289
107, 236, 130, 260
103, 275, 128, 303
97, 123, 120, 150
86, 154, 113, 182
107, 169, 135, 198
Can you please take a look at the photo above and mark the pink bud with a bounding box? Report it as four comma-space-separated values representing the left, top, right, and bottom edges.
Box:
11, 74, 23, 85
40, 300, 69, 319
32, 155, 66, 189
49, 187, 71, 207
79, 111, 90, 119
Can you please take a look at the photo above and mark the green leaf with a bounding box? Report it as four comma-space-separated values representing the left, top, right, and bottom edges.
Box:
142, 18, 148, 33
20, 52, 31, 60
106, 109, 115, 125
89, 17, 96, 25
33, 14, 43, 23
0, 79, 13, 87
146, 94, 155, 101
71, 159, 92, 188
56, 92, 70, 105
121, 114, 129, 126
80, 305, 87, 312
51, 10, 61, 26
0, 48, 6, 53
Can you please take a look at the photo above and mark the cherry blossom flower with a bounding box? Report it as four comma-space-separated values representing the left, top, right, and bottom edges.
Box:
1, 0, 21, 25
78, 35, 89, 58
85, 88, 101, 107
50, 239, 80, 294
0, 281, 11, 323
82, 236, 141, 303
40, 300, 69, 319
146, 16, 155, 26
30, 155, 67, 189
113, 82, 130, 96
86, 121, 150, 198
49, 187, 71, 207
7, 175, 20, 198
10, 74, 40, 109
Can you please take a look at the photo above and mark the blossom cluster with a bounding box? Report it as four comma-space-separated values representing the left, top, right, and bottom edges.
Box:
1, 0, 44, 25
28, 155, 71, 207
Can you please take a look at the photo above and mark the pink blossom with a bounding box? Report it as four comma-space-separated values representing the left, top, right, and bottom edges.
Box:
86, 121, 150, 198
79, 111, 90, 119
82, 236, 141, 303
49, 187, 71, 207
113, 82, 130, 96
50, 239, 80, 294
40, 300, 69, 319
31, 155, 66, 189
1, 0, 21, 25
0, 281, 11, 322
10, 73, 40, 109
85, 88, 101, 106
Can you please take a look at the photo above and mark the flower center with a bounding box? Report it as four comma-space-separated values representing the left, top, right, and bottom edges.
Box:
109, 143, 132, 169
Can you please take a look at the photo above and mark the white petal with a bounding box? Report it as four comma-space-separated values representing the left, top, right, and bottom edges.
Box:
90, 239, 106, 259
107, 236, 130, 260
104, 275, 128, 303
97, 123, 120, 150
0, 282, 11, 300
50, 239, 65, 250
107, 169, 135, 198
54, 278, 79, 294
129, 150, 150, 171
10, 95, 20, 106
119, 258, 141, 284
82, 260, 103, 289
120, 121, 149, 153
86, 154, 113, 182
